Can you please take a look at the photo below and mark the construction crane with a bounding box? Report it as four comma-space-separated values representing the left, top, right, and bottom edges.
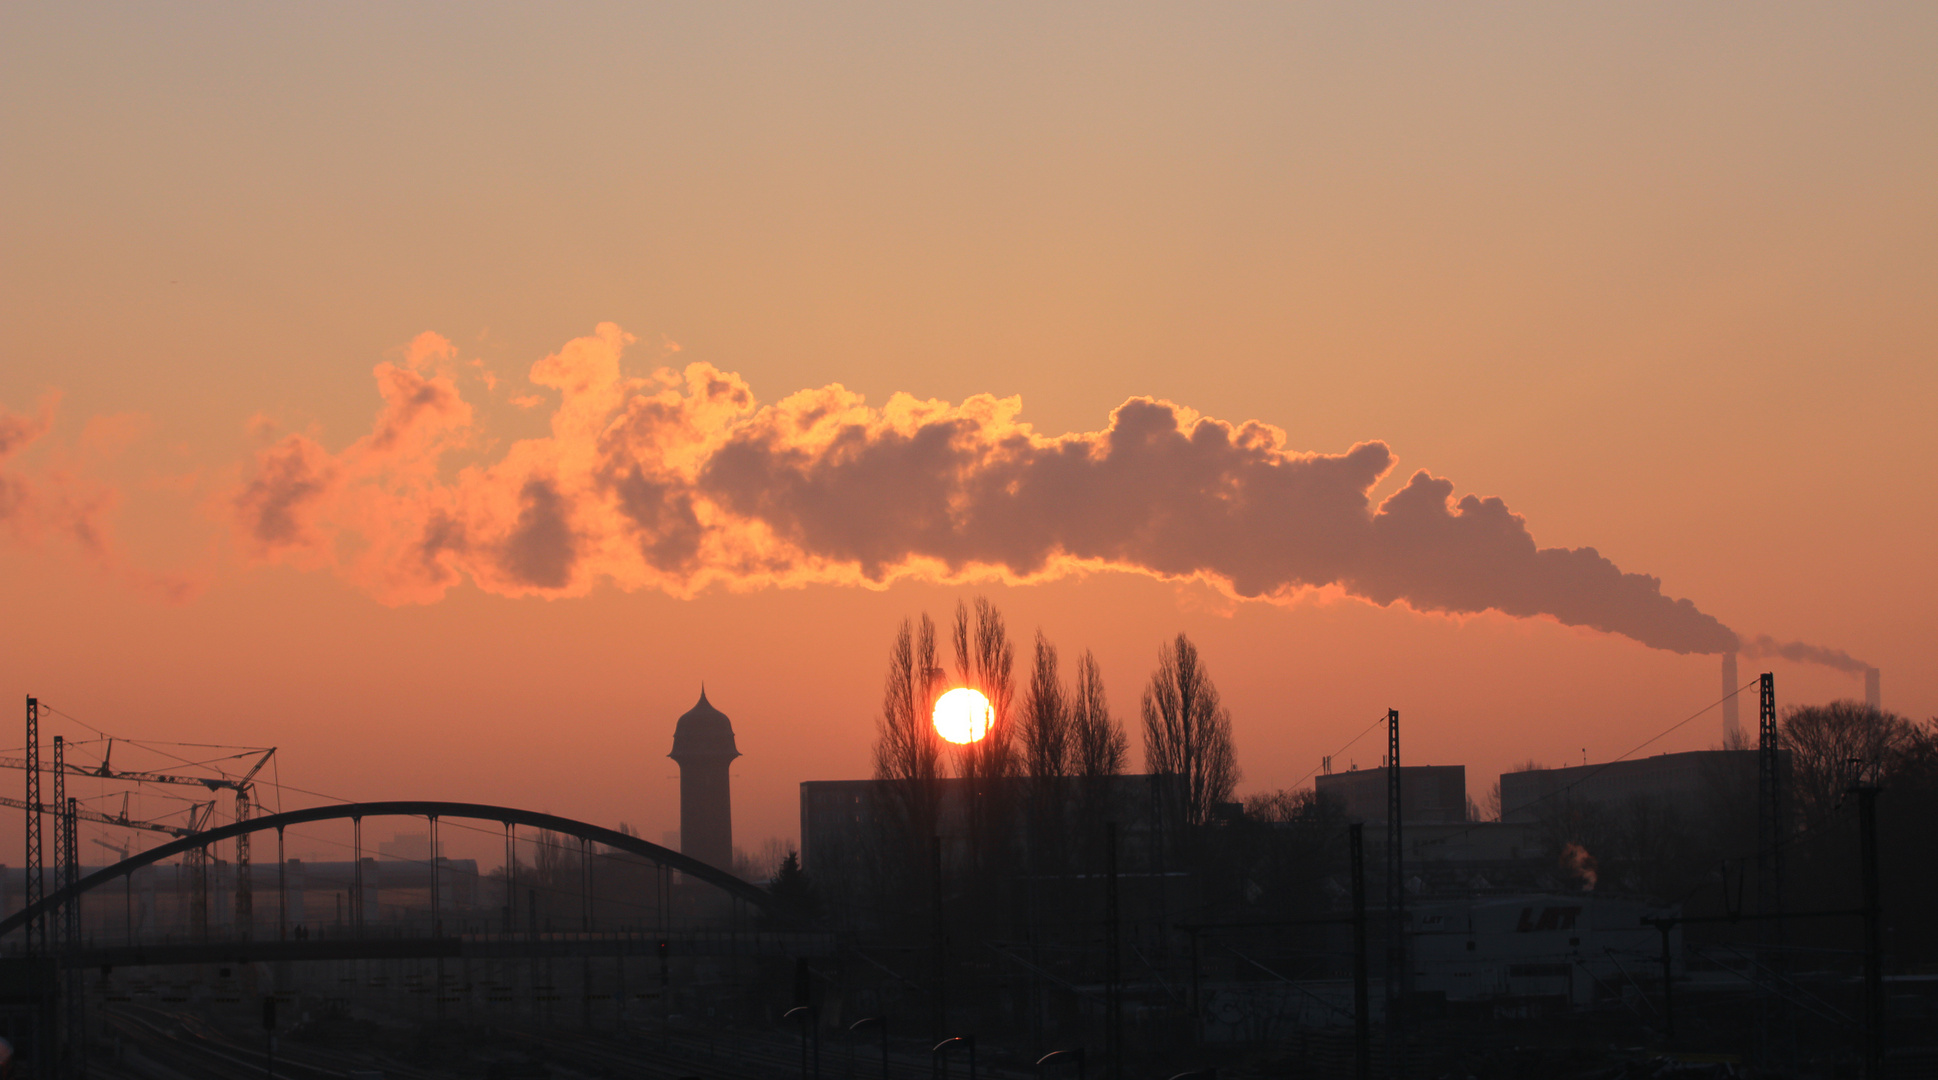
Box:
11, 714, 277, 937
92, 836, 132, 862
0, 793, 209, 839
229, 748, 276, 934
0, 739, 269, 793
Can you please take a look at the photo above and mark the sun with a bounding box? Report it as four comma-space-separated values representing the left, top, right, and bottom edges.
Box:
932, 687, 993, 745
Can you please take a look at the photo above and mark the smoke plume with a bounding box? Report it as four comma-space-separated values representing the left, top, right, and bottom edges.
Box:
2, 393, 117, 561
1740, 635, 1873, 676
0, 394, 198, 600
1559, 841, 1598, 892
228, 324, 1745, 655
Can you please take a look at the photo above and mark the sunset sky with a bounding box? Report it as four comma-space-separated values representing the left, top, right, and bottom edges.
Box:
3, 5, 1933, 869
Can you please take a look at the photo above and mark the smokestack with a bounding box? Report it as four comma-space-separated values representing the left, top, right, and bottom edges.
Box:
1722, 652, 1742, 744
1866, 667, 1881, 711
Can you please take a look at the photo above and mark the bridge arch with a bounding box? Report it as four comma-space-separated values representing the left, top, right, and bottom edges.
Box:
1, 800, 778, 938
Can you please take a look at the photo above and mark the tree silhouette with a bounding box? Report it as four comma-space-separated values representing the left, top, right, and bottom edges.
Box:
1141, 632, 1239, 826
1021, 631, 1072, 780
874, 614, 945, 847
767, 848, 820, 924
1071, 649, 1127, 781
1782, 699, 1920, 827
952, 596, 1016, 782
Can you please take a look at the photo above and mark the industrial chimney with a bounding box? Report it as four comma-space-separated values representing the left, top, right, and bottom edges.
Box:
668, 688, 740, 872
1722, 652, 1742, 744
1866, 667, 1882, 711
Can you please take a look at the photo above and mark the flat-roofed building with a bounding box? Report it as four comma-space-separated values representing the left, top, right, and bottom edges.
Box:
800, 773, 1181, 876
1314, 764, 1467, 824
1498, 749, 1756, 824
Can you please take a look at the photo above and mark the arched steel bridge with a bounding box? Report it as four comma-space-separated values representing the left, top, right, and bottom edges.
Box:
2, 799, 779, 940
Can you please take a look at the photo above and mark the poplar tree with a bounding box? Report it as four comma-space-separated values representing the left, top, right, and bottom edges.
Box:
1141, 632, 1240, 826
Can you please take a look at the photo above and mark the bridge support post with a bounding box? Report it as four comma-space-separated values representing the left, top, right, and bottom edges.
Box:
429, 814, 442, 937
352, 816, 364, 935
277, 825, 287, 942
504, 822, 516, 935
581, 835, 592, 932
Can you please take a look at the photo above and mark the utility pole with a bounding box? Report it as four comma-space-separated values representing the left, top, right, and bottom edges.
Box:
1350, 823, 1370, 1080
932, 834, 947, 1043
235, 785, 252, 939
62, 795, 85, 1080
25, 698, 46, 958
1384, 709, 1404, 1078
1754, 673, 1785, 1064
1105, 822, 1122, 1080
53, 734, 71, 1079
1655, 919, 1675, 1042
1853, 774, 1884, 1079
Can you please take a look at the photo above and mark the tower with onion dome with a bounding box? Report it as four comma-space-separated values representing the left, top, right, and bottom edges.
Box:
669, 687, 740, 871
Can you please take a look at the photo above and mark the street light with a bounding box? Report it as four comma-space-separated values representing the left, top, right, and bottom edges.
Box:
850, 1015, 889, 1080
932, 1035, 975, 1080
786, 1005, 821, 1080
1035, 1048, 1085, 1080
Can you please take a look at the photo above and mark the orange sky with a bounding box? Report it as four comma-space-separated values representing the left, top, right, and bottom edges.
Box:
2, 5, 1933, 869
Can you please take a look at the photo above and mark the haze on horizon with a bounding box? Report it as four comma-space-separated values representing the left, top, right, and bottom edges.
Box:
2, 4, 1933, 865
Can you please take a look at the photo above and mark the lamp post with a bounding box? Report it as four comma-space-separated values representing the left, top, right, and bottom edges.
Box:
786, 1005, 821, 1080
1850, 762, 1884, 1080
932, 1035, 974, 1080
1035, 1048, 1085, 1080
851, 1016, 889, 1080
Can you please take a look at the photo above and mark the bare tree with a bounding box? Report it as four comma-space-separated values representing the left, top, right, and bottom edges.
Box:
1071, 649, 1127, 781
1783, 700, 1920, 827
1021, 631, 1072, 780
1141, 632, 1240, 826
952, 596, 1016, 782
948, 597, 1018, 925
874, 614, 945, 845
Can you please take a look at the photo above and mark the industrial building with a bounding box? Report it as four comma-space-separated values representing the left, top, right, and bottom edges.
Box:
1498, 749, 1756, 824
800, 772, 1181, 874
1314, 764, 1467, 824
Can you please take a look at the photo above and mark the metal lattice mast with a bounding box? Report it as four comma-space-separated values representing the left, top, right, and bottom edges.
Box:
1754, 672, 1786, 1064
24, 697, 46, 958
61, 795, 84, 1077
52, 735, 75, 1077
234, 786, 252, 939
1756, 673, 1783, 918
1384, 708, 1404, 1061
51, 735, 68, 950
190, 836, 209, 943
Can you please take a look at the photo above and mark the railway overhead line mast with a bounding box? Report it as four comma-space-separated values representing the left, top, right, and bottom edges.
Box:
10, 697, 275, 940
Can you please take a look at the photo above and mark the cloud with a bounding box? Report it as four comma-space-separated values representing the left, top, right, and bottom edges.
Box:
221, 323, 1745, 658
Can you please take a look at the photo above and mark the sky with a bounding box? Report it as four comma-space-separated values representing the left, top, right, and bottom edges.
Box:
3, 4, 1934, 871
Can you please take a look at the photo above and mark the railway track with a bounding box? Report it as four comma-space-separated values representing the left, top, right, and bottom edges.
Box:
104, 1002, 449, 1080
510, 1022, 1040, 1080
100, 998, 1046, 1080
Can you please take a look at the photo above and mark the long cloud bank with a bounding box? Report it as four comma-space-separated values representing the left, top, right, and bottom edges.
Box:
227, 324, 1751, 658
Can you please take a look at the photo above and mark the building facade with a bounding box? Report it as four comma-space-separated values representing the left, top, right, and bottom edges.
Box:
1314, 764, 1468, 824
1498, 750, 1755, 824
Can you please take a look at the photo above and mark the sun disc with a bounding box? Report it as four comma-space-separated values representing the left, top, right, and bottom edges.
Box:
932, 687, 992, 744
